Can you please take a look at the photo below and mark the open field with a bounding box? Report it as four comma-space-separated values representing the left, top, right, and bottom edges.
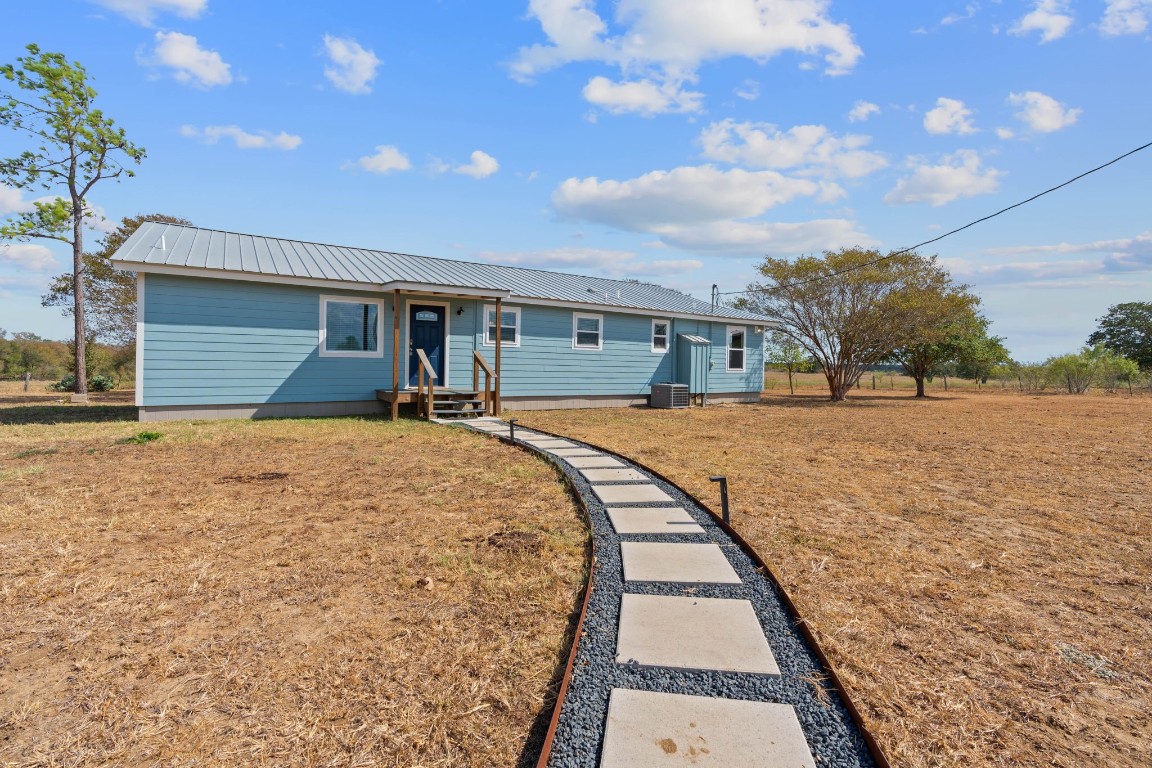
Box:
516, 390, 1152, 767
0, 405, 586, 767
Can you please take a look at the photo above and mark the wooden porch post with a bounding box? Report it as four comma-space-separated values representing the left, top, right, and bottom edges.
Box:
494, 296, 502, 416
391, 289, 401, 420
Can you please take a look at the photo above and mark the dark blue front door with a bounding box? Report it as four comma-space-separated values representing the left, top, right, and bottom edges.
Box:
409, 305, 445, 387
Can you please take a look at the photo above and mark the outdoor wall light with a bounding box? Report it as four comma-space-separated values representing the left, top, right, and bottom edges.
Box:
456, 306, 465, 316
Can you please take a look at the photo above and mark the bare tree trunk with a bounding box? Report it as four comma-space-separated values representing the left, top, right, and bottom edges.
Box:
943, 375, 949, 391
915, 375, 926, 397
72, 199, 87, 398
787, 368, 794, 395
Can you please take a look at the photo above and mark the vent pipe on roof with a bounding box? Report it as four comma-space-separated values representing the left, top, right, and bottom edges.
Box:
158, 235, 166, 251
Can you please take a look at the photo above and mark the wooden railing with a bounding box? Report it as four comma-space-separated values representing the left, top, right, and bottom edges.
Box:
472, 350, 499, 416
415, 348, 437, 418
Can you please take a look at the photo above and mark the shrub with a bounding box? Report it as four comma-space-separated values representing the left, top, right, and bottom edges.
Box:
116, 431, 161, 445
49, 374, 116, 393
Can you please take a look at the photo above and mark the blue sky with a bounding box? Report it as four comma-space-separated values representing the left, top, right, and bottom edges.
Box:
2, 0, 1150, 361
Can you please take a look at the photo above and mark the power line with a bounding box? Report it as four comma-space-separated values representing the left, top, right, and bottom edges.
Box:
719, 139, 1152, 297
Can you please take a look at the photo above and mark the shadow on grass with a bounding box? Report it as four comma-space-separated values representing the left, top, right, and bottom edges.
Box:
754, 392, 965, 408
0, 404, 139, 425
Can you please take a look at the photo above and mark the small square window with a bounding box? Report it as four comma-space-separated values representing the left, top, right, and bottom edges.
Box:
484, 305, 520, 347
320, 297, 383, 358
652, 320, 670, 353
573, 312, 603, 350
727, 326, 746, 372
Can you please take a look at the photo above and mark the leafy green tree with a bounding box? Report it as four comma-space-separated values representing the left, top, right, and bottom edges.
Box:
741, 248, 966, 401
1087, 302, 1152, 370
1, 44, 145, 397
766, 331, 812, 394
953, 329, 1012, 386
43, 213, 190, 345
885, 282, 983, 398
1044, 345, 1134, 394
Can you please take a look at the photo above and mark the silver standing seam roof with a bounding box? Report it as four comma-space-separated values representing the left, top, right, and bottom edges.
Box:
111, 222, 769, 323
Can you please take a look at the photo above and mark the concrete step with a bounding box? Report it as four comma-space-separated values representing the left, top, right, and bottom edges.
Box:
616, 594, 779, 675
620, 542, 741, 584
606, 506, 704, 535
592, 484, 676, 504
579, 468, 648, 482
600, 689, 816, 768
564, 455, 626, 469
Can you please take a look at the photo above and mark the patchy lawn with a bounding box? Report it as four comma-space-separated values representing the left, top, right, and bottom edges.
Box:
0, 409, 586, 767
515, 390, 1151, 768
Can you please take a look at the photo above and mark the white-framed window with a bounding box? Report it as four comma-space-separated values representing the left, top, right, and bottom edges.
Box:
726, 326, 746, 372
319, 296, 385, 358
483, 304, 521, 347
572, 312, 603, 350
651, 319, 670, 353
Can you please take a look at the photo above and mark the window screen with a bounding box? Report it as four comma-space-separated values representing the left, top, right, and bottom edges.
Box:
326, 301, 379, 352
485, 308, 519, 345
652, 321, 669, 351
727, 328, 745, 371
574, 314, 601, 349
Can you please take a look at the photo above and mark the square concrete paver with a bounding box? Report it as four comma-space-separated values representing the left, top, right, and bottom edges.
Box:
616, 594, 779, 674
579, 468, 648, 482
606, 507, 705, 535
548, 447, 603, 458
525, 439, 578, 449
592, 484, 675, 504
564, 456, 626, 469
620, 542, 741, 584
600, 689, 816, 768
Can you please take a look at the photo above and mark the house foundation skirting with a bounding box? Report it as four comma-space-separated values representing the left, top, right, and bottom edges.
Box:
502, 391, 760, 411
139, 400, 387, 422
138, 391, 761, 421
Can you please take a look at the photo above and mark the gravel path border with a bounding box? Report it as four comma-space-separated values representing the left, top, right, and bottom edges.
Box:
458, 419, 883, 768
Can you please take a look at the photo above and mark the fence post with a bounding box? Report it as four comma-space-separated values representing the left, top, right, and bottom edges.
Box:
24, 371, 31, 392
709, 476, 730, 524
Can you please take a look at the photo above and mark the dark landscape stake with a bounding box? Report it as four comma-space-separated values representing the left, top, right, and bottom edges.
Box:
709, 475, 730, 523
508, 418, 519, 442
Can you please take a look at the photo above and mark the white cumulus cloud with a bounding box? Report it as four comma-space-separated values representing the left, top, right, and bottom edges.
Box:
1101, 0, 1152, 35
884, 150, 1003, 207
512, 0, 861, 115
89, 0, 205, 26
322, 35, 381, 95
1011, 0, 1074, 42
149, 31, 231, 88
699, 120, 887, 179
453, 150, 500, 179
353, 145, 412, 174
180, 125, 302, 150
582, 76, 703, 116
923, 97, 977, 135
847, 100, 879, 123
1008, 91, 1081, 133
0, 243, 58, 272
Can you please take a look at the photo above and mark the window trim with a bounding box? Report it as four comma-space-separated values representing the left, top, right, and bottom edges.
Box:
319, 295, 385, 358
651, 318, 670, 354
572, 312, 603, 351
482, 304, 521, 348
726, 325, 747, 373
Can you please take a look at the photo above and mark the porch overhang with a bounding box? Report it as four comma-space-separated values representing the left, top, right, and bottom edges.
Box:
381, 281, 511, 300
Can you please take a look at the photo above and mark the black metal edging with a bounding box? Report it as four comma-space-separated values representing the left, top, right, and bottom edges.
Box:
517, 424, 893, 768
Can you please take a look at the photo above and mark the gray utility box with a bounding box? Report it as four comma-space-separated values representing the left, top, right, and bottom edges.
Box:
651, 382, 690, 409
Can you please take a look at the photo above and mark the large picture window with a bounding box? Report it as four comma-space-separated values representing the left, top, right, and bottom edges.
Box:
320, 296, 384, 357
572, 312, 603, 350
483, 305, 521, 347
726, 326, 746, 372
651, 319, 670, 353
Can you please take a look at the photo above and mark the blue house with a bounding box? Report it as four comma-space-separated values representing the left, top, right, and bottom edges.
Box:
112, 223, 770, 422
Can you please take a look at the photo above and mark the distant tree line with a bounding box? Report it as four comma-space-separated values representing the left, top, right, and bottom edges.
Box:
749, 248, 1149, 400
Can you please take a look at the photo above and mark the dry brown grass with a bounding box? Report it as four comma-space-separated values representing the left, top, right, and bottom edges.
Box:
515, 390, 1152, 767
0, 411, 586, 767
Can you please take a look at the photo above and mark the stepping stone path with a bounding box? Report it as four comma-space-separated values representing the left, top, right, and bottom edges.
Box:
456, 418, 879, 768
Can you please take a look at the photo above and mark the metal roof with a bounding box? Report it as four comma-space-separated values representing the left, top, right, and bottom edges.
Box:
111, 222, 769, 323
677, 334, 712, 344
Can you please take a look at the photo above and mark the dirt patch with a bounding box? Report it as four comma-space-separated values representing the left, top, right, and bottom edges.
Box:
516, 390, 1152, 768
0, 413, 586, 767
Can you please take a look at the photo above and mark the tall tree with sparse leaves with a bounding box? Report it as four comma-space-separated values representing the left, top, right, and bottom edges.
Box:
0, 44, 145, 397
43, 213, 190, 345
740, 248, 964, 401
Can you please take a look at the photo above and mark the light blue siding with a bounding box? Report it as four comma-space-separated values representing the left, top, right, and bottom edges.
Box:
140, 275, 765, 407
142, 275, 393, 406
